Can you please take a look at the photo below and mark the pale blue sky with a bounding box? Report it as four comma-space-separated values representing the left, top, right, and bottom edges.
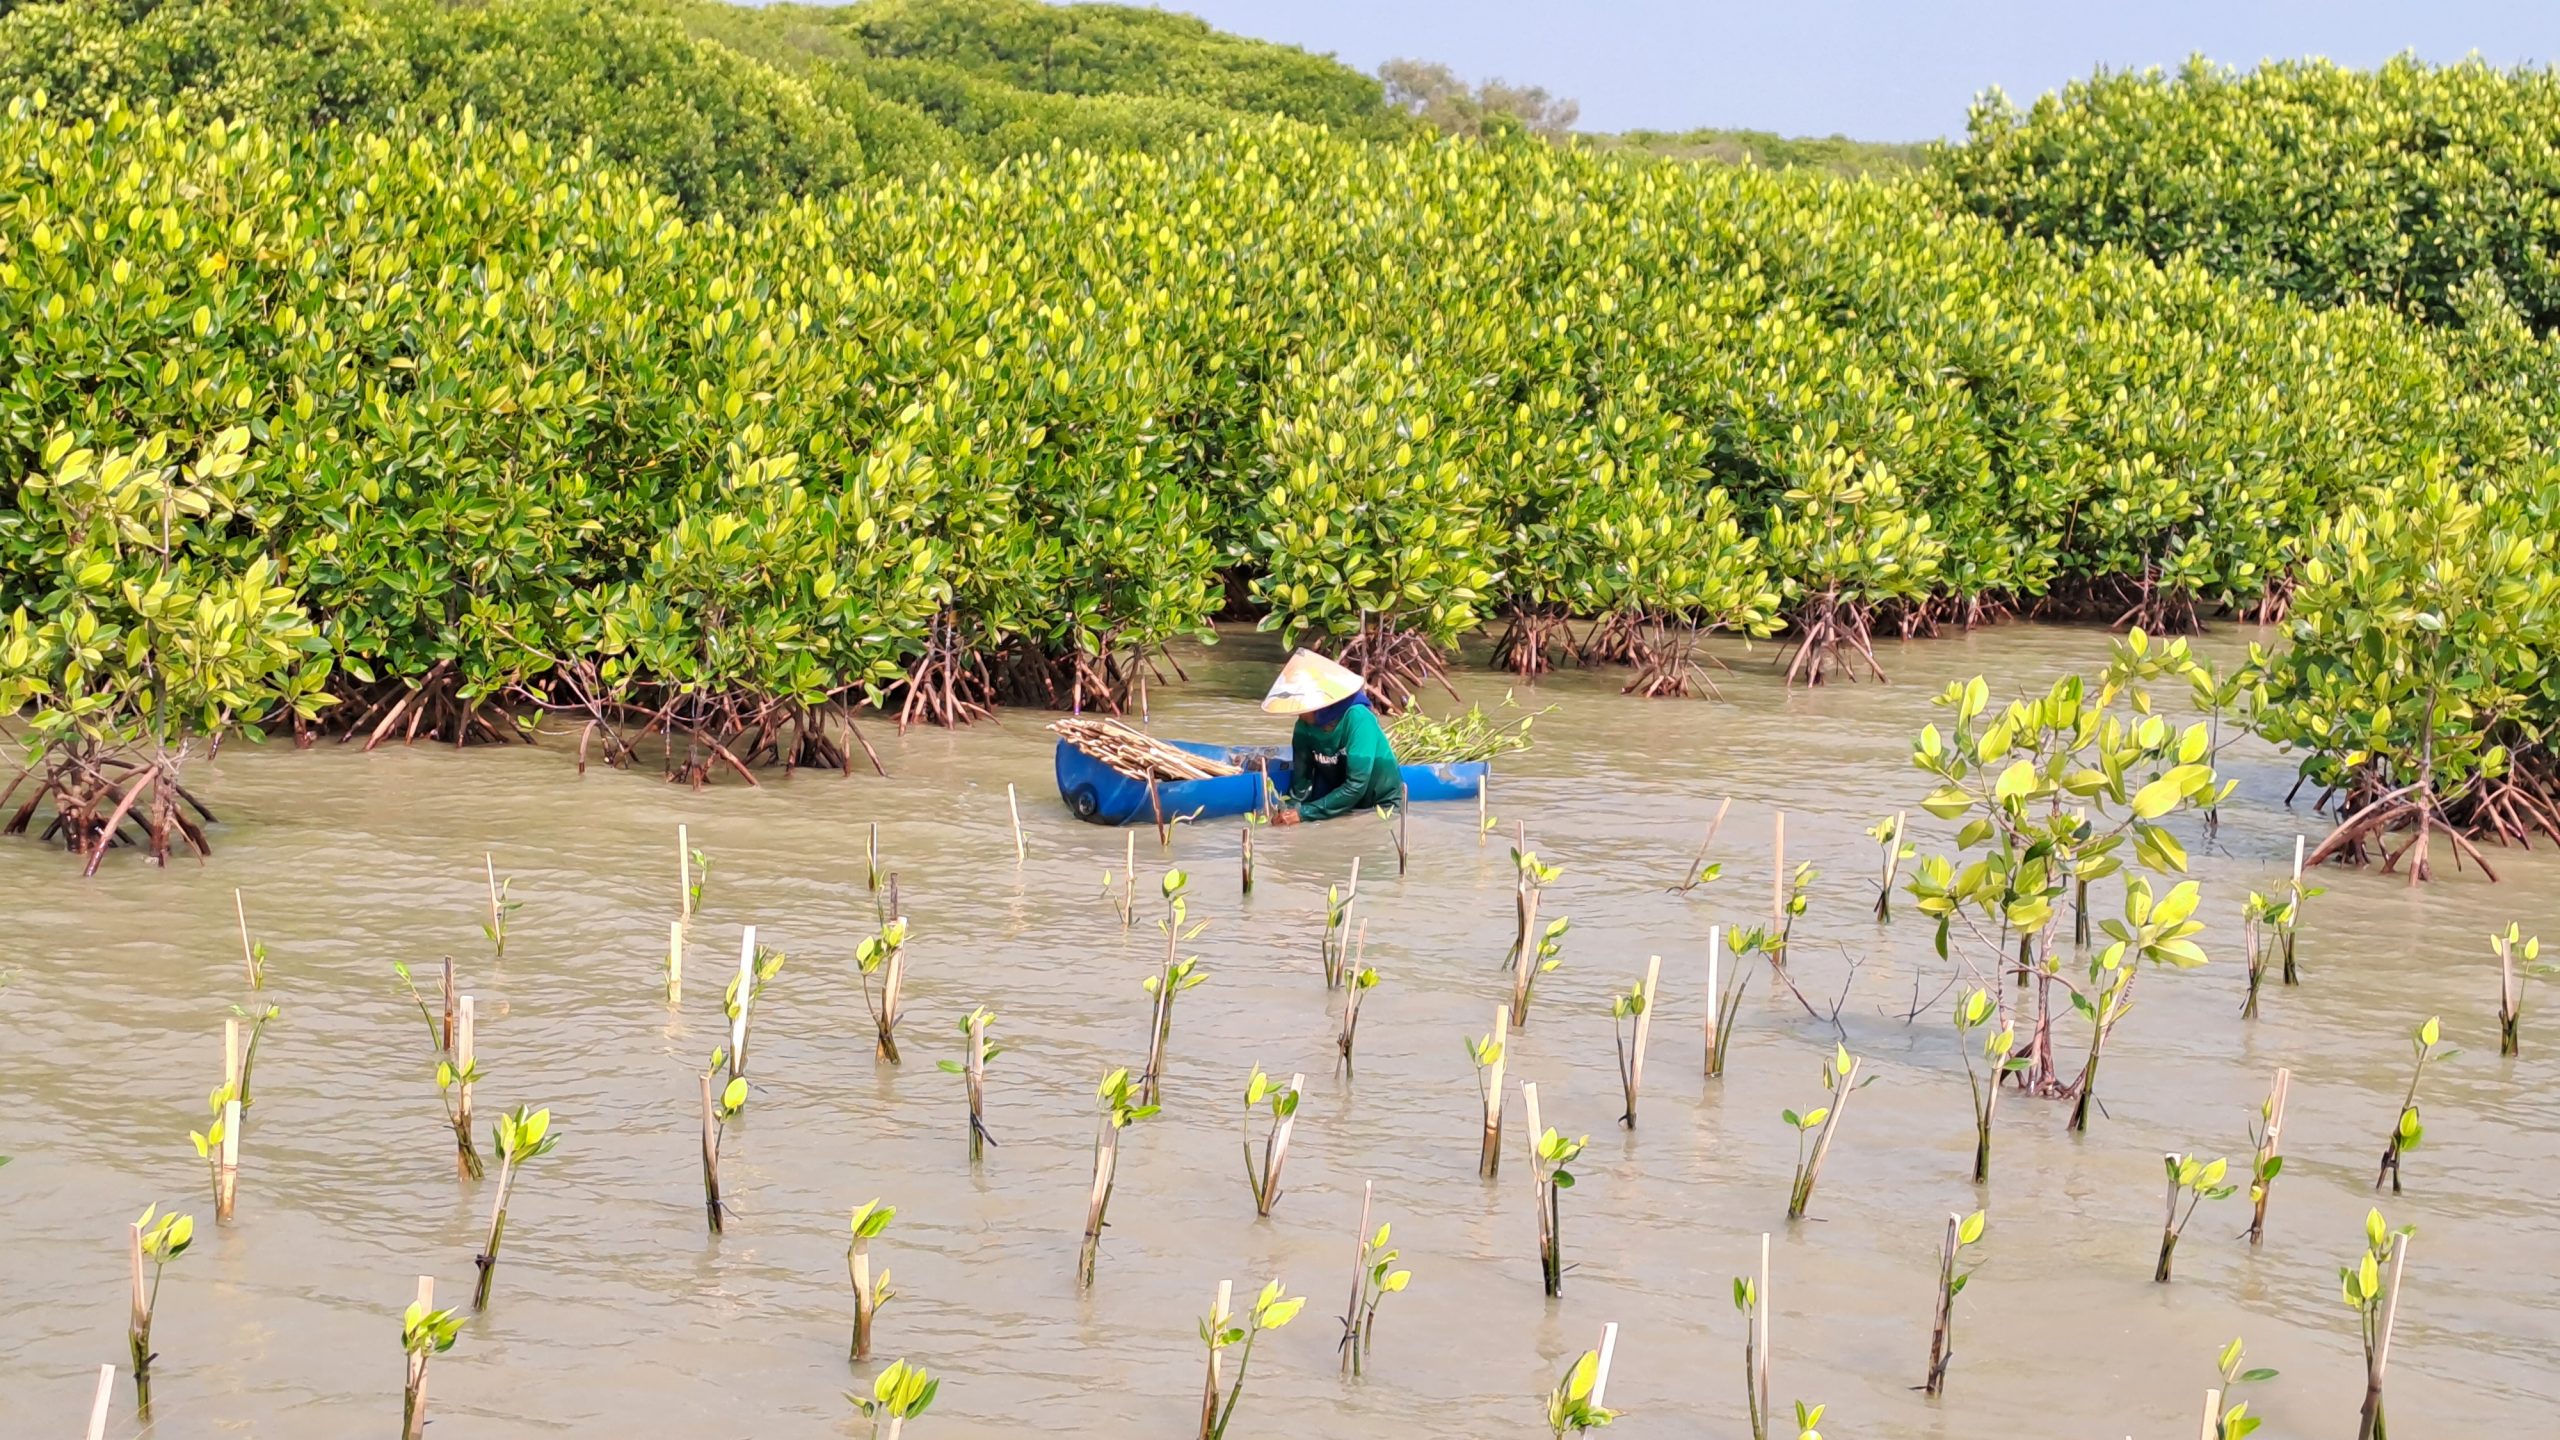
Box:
1121, 0, 2554, 139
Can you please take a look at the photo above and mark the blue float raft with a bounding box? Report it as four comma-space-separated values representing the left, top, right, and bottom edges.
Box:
1053, 737, 1487, 827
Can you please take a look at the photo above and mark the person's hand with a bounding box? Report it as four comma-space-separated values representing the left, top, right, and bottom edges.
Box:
1272, 807, 1302, 827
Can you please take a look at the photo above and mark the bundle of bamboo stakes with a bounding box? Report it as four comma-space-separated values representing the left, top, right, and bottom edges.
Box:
1049, 718, 1243, 781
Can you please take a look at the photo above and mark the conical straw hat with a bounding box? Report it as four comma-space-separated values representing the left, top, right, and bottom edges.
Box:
1262, 648, 1366, 715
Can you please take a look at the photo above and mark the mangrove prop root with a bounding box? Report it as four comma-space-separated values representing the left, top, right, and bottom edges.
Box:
1783, 590, 1888, 687
1492, 606, 1571, 677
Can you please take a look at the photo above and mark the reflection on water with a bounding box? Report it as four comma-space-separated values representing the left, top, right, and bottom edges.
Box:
1, 624, 2555, 1438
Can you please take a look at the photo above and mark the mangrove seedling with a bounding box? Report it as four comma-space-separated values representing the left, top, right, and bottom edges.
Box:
1078, 1068, 1158, 1288
865, 823, 884, 898
2155, 1153, 2238, 1282
1544, 1333, 1618, 1436
937, 1008, 1002, 1160
701, 1056, 745, 1234
234, 890, 268, 991
1733, 1245, 1773, 1440
853, 1359, 938, 1440
1785, 1045, 1864, 1220
1671, 795, 1734, 894
1707, 926, 1750, 1079
2493, 923, 2547, 1055
2375, 1017, 2453, 1193
2342, 1209, 2411, 1440
1510, 913, 1571, 1029
847, 1199, 896, 1363
1953, 988, 2019, 1183
1142, 871, 1210, 1106
725, 931, 785, 1082
1789, 1401, 1827, 1440
481, 855, 520, 961
1922, 1209, 1986, 1396
394, 961, 482, 1178
1868, 813, 1913, 922
1764, 860, 1814, 967
857, 916, 913, 1063
1240, 1067, 1305, 1217
1338, 1209, 1410, 1377
187, 1086, 233, 1207
1338, 962, 1378, 1072
2279, 836, 2321, 985
2072, 877, 2211, 1132
1469, 1013, 1508, 1177
1610, 958, 1662, 1127
228, 997, 278, 1112
2239, 891, 2282, 1019
400, 1283, 462, 1440
2207, 1335, 2279, 1440
473, 1104, 559, 1309
1321, 861, 1359, 988
2246, 1069, 2292, 1246
1199, 1278, 1305, 1440
126, 1205, 193, 1412
1504, 845, 1560, 976
680, 828, 711, 919
1521, 1082, 1587, 1297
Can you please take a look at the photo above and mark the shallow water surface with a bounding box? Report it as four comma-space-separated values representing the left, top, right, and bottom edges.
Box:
2, 625, 2555, 1438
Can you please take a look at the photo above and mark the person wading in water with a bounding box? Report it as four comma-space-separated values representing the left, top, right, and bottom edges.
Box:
1261, 649, 1404, 825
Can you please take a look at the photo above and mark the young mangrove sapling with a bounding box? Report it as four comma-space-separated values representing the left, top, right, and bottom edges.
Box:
1922, 1209, 1986, 1396
2207, 1335, 2279, 1440
725, 930, 784, 1083
2072, 876, 2211, 1132
481, 855, 519, 961
1521, 1082, 1588, 1297
473, 1104, 559, 1309
1953, 988, 2018, 1183
853, 1360, 939, 1440
1141, 869, 1209, 1106
2343, 1209, 2411, 1440
2375, 1017, 2452, 1193
847, 1199, 896, 1362
1078, 1068, 1157, 1288
393, 961, 483, 1179
2279, 835, 2319, 986
1707, 925, 1750, 1079
937, 1008, 1001, 1160
400, 1278, 461, 1440
1785, 1045, 1864, 1220
1868, 812, 1912, 922
126, 1205, 193, 1411
1469, 1010, 1508, 1177
1337, 1188, 1410, 1377
1544, 1327, 1618, 1436
1671, 796, 1733, 893
1610, 957, 1661, 1127
1732, 1236, 1773, 1440
701, 1056, 745, 1234
2246, 1069, 2291, 1246
1321, 860, 1359, 988
1338, 960, 1378, 1072
2155, 1153, 2238, 1281
2493, 923, 2546, 1055
857, 916, 912, 1063
1198, 1278, 1304, 1440
1239, 1067, 1304, 1217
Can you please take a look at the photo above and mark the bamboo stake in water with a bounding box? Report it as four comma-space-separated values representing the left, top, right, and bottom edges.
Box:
1509, 882, 1543, 1029
700, 1072, 725, 1234
1770, 811, 1786, 934
666, 919, 684, 1005
1523, 1081, 1557, 1294
679, 824, 692, 920
223, 1015, 241, 1100
234, 888, 257, 986
1476, 774, 1487, 846
2282, 835, 2306, 985
215, 1098, 241, 1222
1395, 795, 1408, 876
1787, 1059, 1858, 1219
1008, 783, 1026, 863
2197, 1389, 2222, 1440
729, 926, 757, 1081
1078, 1115, 1120, 1290
1479, 1003, 1509, 1178
2247, 1068, 2290, 1246
401, 1277, 435, 1440
1677, 796, 1734, 890
455, 996, 478, 1180
965, 1010, 990, 1162
1924, 1212, 1959, 1395
2359, 1236, 2408, 1440
1339, 1180, 1374, 1373
87, 1364, 115, 1440
127, 1219, 151, 1410
439, 955, 457, 1057
867, 822, 882, 893
1752, 1235, 1772, 1440
1240, 821, 1254, 895
1704, 924, 1722, 1077
1122, 832, 1137, 926
1589, 1322, 1618, 1410
1199, 1279, 1233, 1438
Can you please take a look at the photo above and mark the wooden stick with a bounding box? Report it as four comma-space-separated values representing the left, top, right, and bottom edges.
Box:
1704, 924, 1722, 1077
1199, 1278, 1233, 1438
401, 1276, 435, 1440
1925, 1211, 1959, 1394
1340, 1180, 1374, 1371
1509, 883, 1542, 1028
234, 888, 256, 987
2293, 833, 2306, 883
1589, 1321, 1619, 1410
1078, 1117, 1119, 1289
484, 853, 501, 944
1790, 1059, 1858, 1218
877, 916, 908, 1063
867, 822, 881, 893
965, 1010, 989, 1161
1625, 955, 1661, 1126
128, 1219, 150, 1404
439, 955, 457, 1057
1680, 795, 1734, 889
2360, 1236, 2408, 1440
1756, 1234, 1772, 1436
215, 1097, 241, 1222
1240, 821, 1254, 895
2248, 1068, 2290, 1246
1480, 1004, 1509, 1178
223, 1015, 242, 1098
729, 925, 756, 1080
456, 996, 477, 1179
1123, 831, 1136, 923
850, 1228, 878, 1361
86, 1364, 114, 1440
679, 823, 692, 920
2197, 1388, 2222, 1440
1395, 795, 1408, 876
666, 919, 684, 1005
1771, 810, 1786, 931
1008, 782, 1026, 863
1476, 772, 1487, 845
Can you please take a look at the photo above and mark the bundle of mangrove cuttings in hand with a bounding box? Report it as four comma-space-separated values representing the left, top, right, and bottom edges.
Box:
1049, 718, 1243, 781
1389, 696, 1553, 764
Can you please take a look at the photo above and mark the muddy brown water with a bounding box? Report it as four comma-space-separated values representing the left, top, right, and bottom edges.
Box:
2, 625, 2555, 1439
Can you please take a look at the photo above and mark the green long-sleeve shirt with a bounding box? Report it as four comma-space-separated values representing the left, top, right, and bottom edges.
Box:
1288, 701, 1404, 822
